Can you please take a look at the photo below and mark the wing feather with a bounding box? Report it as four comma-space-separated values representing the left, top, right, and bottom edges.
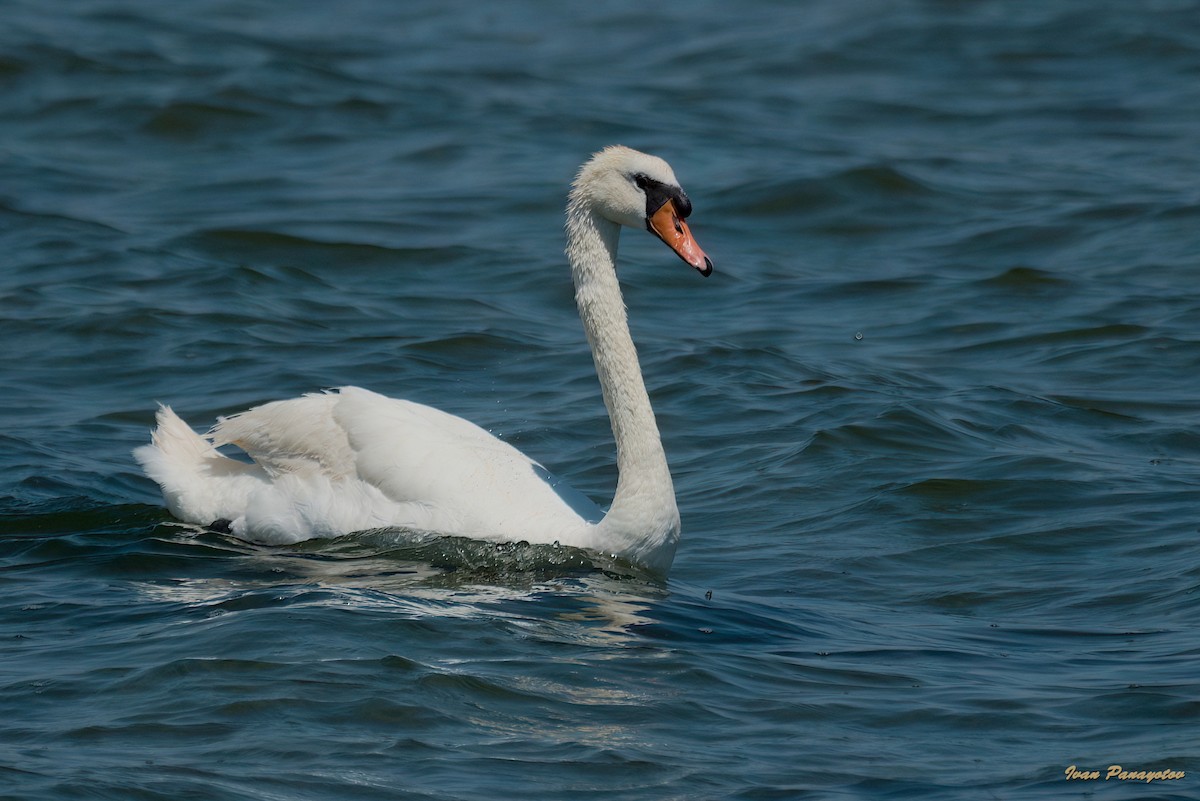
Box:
210, 392, 356, 479
208, 386, 596, 540
333, 387, 595, 535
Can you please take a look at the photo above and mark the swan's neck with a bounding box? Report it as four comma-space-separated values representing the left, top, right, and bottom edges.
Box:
565, 200, 679, 570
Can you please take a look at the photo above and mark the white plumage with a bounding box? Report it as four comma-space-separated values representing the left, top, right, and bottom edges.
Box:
135, 146, 713, 574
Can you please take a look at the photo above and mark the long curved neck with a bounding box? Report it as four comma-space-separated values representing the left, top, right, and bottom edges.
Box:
565, 197, 679, 570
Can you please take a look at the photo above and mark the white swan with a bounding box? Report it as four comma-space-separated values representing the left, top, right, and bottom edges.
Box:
134, 146, 712, 574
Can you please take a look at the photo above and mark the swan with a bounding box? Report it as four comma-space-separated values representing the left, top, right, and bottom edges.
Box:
134, 146, 713, 574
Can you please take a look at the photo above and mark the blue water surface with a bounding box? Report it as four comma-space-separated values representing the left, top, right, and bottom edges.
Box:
2, 1, 1199, 799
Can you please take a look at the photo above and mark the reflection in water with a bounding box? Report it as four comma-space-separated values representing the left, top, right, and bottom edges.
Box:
128, 523, 673, 752
132, 523, 666, 645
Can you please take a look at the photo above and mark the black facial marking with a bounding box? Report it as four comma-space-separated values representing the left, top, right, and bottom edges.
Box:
634, 173, 693, 219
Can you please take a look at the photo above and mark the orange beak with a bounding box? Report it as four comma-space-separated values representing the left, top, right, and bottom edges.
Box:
648, 199, 713, 277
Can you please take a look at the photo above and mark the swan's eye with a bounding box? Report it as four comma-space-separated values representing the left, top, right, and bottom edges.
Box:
635, 174, 673, 217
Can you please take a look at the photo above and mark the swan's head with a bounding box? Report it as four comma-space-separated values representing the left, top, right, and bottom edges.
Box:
571, 145, 713, 277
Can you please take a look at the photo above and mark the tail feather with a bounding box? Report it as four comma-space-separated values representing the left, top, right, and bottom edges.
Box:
151, 404, 221, 462
134, 405, 262, 525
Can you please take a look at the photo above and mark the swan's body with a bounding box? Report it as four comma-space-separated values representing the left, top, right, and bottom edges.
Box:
135, 146, 712, 574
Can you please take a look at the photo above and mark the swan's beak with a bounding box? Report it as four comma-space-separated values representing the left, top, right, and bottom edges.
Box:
648, 199, 713, 277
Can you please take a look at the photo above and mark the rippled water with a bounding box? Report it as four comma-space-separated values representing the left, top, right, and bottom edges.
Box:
3, 1, 1199, 799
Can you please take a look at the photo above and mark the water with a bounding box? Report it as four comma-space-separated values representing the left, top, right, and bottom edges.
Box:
2, 1, 1199, 798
